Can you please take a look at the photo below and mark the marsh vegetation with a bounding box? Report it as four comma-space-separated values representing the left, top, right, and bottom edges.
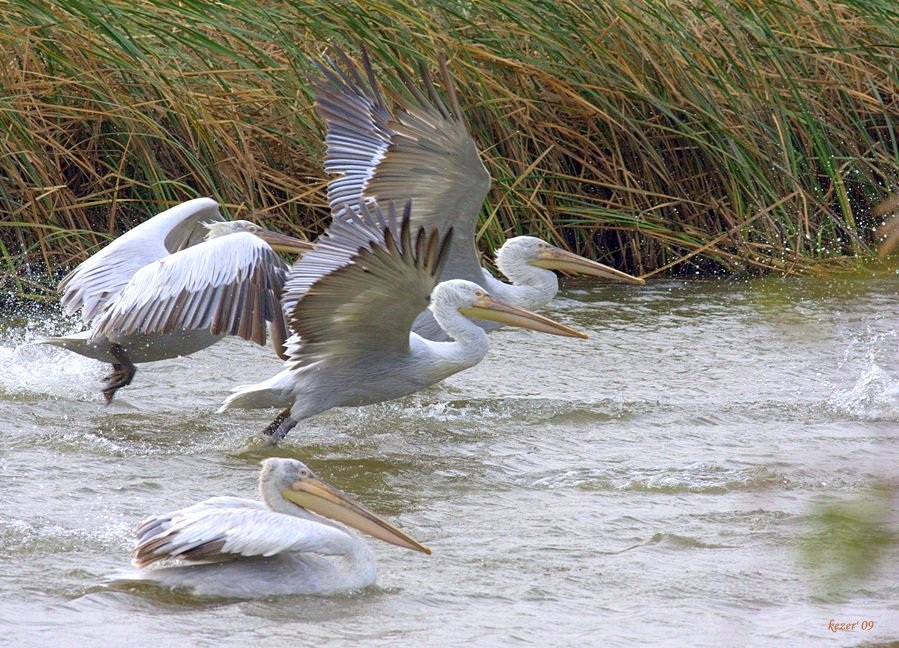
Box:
2, 0, 898, 300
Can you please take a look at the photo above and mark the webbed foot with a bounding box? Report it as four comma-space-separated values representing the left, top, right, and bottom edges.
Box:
102, 344, 136, 403
261, 407, 298, 444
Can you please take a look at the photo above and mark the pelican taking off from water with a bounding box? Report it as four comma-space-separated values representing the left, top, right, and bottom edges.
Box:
129, 457, 429, 598
219, 200, 587, 443
315, 49, 644, 340
36, 198, 311, 401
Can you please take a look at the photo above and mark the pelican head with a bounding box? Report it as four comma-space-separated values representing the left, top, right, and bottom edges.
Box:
497, 236, 644, 285
430, 279, 587, 339
204, 220, 312, 253
262, 458, 431, 554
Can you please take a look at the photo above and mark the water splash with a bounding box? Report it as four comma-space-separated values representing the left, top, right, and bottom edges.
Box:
0, 339, 102, 401
828, 327, 899, 420
0, 309, 103, 401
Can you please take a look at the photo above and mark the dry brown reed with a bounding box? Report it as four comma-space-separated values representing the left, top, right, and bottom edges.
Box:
2, 0, 897, 299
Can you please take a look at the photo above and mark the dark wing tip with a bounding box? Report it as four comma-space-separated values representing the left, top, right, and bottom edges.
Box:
433, 225, 454, 277
437, 55, 462, 119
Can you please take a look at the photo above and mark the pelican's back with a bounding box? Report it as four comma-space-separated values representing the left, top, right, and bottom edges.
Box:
58, 198, 223, 323
130, 494, 377, 597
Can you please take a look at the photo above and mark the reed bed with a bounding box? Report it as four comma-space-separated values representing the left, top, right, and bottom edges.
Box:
2, 0, 897, 299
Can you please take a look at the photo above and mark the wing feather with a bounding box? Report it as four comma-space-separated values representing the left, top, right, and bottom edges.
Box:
58, 198, 224, 323
132, 497, 349, 567
315, 50, 489, 286
280, 201, 451, 363
316, 49, 392, 210
89, 232, 289, 348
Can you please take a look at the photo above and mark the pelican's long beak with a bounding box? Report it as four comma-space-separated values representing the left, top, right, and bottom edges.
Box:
283, 477, 432, 555
459, 293, 588, 339
256, 229, 314, 254
532, 246, 645, 285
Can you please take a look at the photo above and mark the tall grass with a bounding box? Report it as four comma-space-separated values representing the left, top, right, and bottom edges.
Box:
2, 0, 897, 298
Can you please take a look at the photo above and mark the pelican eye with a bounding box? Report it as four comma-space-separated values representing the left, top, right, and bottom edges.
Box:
474, 289, 485, 298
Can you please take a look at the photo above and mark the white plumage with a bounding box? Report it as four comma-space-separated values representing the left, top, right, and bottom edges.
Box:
315, 49, 644, 341
128, 457, 429, 598
35, 198, 310, 401
219, 200, 587, 443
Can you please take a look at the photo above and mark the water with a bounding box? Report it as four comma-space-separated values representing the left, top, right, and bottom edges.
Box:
1, 277, 897, 646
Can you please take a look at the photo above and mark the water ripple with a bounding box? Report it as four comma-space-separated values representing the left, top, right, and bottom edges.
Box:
3, 280, 899, 646
528, 463, 793, 493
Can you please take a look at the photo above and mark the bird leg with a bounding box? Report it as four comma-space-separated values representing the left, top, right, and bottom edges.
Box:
102, 343, 136, 403
261, 407, 298, 444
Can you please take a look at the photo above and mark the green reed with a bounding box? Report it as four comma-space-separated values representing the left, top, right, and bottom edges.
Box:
1, 0, 897, 297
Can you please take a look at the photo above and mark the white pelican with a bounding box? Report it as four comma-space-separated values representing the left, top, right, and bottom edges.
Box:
219, 200, 587, 442
129, 457, 429, 598
315, 49, 645, 340
35, 197, 312, 401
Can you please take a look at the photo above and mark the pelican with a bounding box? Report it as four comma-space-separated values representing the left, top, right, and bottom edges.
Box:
315, 49, 645, 340
129, 457, 430, 598
35, 197, 312, 401
219, 200, 587, 443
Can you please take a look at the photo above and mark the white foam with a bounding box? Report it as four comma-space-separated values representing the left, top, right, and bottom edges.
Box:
0, 321, 103, 401
828, 328, 899, 420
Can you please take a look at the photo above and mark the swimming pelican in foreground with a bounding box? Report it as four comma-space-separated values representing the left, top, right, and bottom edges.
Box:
35, 198, 311, 401
219, 200, 587, 443
315, 49, 645, 340
129, 457, 429, 598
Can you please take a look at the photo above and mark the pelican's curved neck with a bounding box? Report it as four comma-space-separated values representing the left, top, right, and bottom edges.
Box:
261, 480, 365, 558
487, 261, 557, 311
261, 475, 294, 515
422, 299, 490, 369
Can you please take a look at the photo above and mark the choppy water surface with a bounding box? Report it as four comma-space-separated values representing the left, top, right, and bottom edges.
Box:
2, 277, 897, 646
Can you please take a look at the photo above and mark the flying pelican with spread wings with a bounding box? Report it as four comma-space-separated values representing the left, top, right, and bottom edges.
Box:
35, 198, 311, 401
314, 49, 644, 340
219, 200, 587, 443
129, 457, 429, 597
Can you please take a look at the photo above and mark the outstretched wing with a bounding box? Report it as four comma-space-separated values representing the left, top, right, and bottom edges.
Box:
316, 49, 393, 211
315, 50, 489, 286
132, 497, 349, 567
280, 201, 451, 363
89, 232, 289, 349
58, 198, 224, 323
